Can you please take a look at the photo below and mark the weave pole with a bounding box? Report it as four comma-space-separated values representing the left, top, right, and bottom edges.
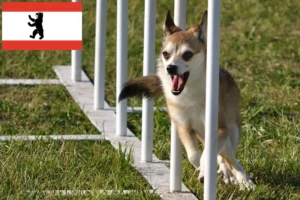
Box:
116, 0, 128, 136
141, 0, 156, 162
204, 0, 221, 199
94, 0, 107, 110
71, 0, 82, 82
170, 0, 186, 192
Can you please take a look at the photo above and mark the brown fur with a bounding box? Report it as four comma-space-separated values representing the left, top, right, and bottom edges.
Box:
163, 10, 182, 36
161, 31, 206, 55
118, 75, 163, 102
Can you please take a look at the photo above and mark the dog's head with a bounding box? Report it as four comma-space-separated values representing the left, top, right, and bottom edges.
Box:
158, 10, 207, 96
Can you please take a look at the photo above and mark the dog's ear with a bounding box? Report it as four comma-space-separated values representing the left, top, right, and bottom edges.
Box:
163, 10, 181, 37
198, 10, 207, 41
189, 10, 207, 42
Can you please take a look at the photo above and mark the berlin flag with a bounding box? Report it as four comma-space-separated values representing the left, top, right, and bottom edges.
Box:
2, 2, 82, 50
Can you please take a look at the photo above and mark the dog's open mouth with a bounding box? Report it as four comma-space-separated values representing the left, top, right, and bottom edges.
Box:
171, 72, 190, 95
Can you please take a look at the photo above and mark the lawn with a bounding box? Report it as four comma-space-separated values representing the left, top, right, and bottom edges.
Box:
0, 86, 159, 199
0, 140, 158, 199
0, 85, 99, 136
1, 0, 300, 199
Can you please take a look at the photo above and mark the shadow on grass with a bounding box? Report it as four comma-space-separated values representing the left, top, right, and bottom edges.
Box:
254, 164, 300, 189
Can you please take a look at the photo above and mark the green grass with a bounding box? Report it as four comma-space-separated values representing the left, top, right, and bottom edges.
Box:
1, 0, 300, 199
0, 85, 159, 199
0, 140, 159, 199
0, 85, 99, 136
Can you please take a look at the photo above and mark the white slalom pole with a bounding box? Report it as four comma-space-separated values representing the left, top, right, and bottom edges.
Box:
141, 0, 156, 162
170, 121, 182, 191
170, 0, 186, 192
71, 0, 82, 82
71, 51, 82, 82
94, 0, 107, 110
204, 0, 221, 199
116, 0, 128, 136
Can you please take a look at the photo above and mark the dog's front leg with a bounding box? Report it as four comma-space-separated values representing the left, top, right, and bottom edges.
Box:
176, 126, 201, 168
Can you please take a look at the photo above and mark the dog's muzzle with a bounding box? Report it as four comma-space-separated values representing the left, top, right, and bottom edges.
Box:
166, 65, 177, 75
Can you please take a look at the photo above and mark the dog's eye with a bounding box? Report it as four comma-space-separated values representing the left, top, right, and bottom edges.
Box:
182, 51, 193, 61
162, 51, 170, 60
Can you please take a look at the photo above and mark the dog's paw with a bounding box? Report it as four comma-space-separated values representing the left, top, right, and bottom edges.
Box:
222, 171, 236, 185
218, 165, 237, 185
198, 175, 205, 183
229, 175, 239, 185
196, 167, 205, 183
236, 174, 256, 190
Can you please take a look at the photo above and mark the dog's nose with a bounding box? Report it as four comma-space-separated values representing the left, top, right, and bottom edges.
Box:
167, 65, 177, 75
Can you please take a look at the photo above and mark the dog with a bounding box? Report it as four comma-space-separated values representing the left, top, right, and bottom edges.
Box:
118, 10, 256, 190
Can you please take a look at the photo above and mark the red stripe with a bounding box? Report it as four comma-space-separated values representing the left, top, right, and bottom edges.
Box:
2, 2, 82, 12
2, 41, 82, 50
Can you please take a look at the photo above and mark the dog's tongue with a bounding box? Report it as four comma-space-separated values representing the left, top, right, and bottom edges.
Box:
172, 75, 184, 91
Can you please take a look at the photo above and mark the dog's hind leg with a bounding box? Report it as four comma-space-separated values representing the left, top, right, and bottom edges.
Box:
197, 128, 228, 183
217, 122, 240, 184
220, 140, 256, 190
217, 155, 238, 185
177, 126, 201, 169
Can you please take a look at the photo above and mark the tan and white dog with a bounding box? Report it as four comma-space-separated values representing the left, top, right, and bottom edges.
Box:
119, 10, 256, 190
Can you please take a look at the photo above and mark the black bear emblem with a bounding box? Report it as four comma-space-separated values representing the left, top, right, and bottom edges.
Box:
28, 12, 44, 40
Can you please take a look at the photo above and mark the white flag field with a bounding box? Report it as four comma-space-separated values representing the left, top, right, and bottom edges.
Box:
2, 2, 82, 50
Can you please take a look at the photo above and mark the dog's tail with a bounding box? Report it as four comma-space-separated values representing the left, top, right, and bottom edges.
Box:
118, 75, 163, 102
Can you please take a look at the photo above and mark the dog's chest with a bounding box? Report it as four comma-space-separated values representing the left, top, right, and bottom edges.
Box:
167, 97, 206, 136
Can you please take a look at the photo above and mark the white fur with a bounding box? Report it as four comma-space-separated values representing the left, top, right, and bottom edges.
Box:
163, 42, 175, 55
162, 43, 189, 75
158, 45, 207, 134
179, 44, 194, 55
